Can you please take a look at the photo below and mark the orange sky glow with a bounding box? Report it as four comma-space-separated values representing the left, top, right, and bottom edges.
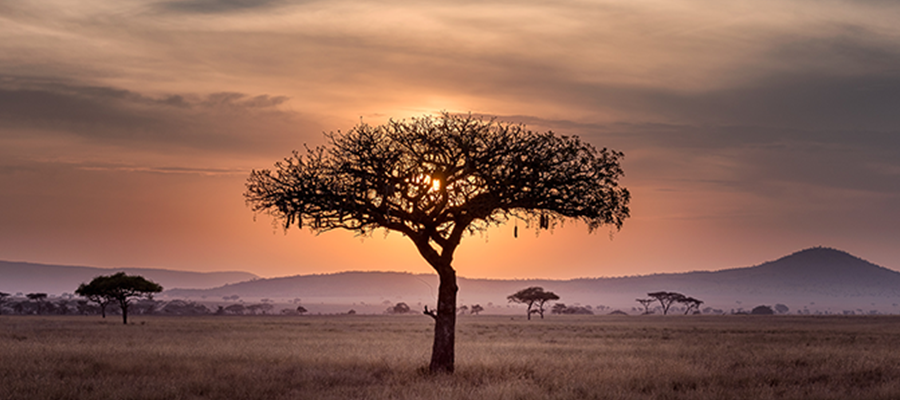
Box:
1, 0, 899, 279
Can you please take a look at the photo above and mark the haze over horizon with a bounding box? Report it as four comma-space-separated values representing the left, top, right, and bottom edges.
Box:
2, 1, 899, 279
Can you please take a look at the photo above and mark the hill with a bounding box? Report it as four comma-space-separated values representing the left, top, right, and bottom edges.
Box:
166, 247, 900, 314
0, 261, 258, 295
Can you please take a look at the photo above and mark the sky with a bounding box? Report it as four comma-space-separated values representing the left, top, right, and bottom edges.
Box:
1, 0, 899, 279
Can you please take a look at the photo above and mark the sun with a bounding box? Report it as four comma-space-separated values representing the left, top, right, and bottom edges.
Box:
430, 177, 441, 192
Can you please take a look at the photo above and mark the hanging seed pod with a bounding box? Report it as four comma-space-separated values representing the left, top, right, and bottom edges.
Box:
514, 225, 518, 238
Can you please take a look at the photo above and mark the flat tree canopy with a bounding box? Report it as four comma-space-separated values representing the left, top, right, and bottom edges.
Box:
76, 272, 162, 325
508, 286, 560, 320
245, 113, 630, 372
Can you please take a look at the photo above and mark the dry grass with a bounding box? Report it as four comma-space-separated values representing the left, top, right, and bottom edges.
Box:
3, 315, 900, 399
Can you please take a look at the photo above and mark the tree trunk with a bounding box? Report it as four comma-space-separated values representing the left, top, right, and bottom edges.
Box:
429, 268, 457, 373
121, 302, 128, 325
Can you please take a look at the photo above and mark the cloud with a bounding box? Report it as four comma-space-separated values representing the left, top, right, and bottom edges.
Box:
0, 76, 314, 157
156, 0, 296, 14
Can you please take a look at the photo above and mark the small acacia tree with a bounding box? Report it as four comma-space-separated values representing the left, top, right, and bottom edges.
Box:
507, 286, 560, 320
647, 291, 685, 315
636, 298, 655, 314
680, 296, 703, 315
76, 272, 162, 324
76, 283, 113, 318
245, 113, 630, 373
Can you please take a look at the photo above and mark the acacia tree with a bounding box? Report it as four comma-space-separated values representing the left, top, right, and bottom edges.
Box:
245, 113, 630, 373
26, 293, 48, 314
75, 282, 114, 318
636, 298, 655, 314
679, 296, 703, 315
647, 291, 685, 315
507, 287, 561, 320
76, 272, 162, 324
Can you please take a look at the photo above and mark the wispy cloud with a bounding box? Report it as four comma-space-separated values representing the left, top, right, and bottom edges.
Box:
156, 0, 297, 14
0, 76, 312, 157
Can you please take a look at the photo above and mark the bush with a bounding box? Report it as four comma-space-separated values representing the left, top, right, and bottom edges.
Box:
751, 305, 775, 315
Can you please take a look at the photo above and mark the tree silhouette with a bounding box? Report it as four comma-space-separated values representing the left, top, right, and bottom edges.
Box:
751, 305, 775, 315
551, 303, 568, 314
26, 293, 48, 314
76, 272, 162, 324
470, 304, 484, 315
636, 298, 655, 314
508, 286, 560, 320
647, 292, 685, 315
245, 113, 630, 373
0, 292, 9, 315
679, 296, 703, 315
388, 302, 411, 314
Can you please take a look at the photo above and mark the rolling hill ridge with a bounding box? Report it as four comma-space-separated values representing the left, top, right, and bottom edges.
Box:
164, 247, 900, 313
0, 261, 258, 294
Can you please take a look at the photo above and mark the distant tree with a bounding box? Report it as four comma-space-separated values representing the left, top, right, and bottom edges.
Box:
774, 304, 789, 314
75, 272, 162, 324
388, 302, 411, 314
162, 300, 210, 316
553, 303, 593, 315
245, 113, 630, 373
26, 293, 48, 314
565, 305, 594, 315
470, 304, 484, 315
507, 287, 560, 320
636, 298, 655, 315
246, 303, 274, 315
347, 309, 356, 315
224, 304, 246, 315
679, 296, 703, 315
551, 303, 568, 315
647, 292, 686, 315
457, 305, 469, 315
26, 293, 47, 301
751, 305, 775, 315
132, 299, 163, 315
0, 292, 9, 315
296, 305, 308, 314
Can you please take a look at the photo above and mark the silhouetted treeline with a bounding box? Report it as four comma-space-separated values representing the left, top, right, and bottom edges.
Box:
0, 295, 290, 317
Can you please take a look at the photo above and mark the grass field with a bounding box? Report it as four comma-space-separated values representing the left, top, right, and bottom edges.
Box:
2, 314, 900, 399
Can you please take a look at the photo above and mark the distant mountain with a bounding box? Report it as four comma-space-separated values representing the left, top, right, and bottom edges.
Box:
6, 247, 899, 314
166, 247, 900, 313
0, 261, 258, 295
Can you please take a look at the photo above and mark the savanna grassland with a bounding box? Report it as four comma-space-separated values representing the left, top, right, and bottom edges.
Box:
2, 314, 900, 400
